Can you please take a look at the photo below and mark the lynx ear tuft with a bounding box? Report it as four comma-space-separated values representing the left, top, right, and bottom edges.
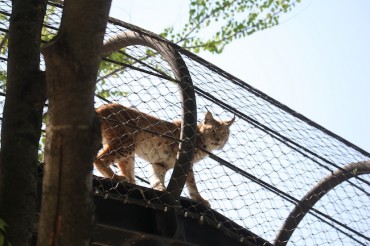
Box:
225, 115, 236, 126
204, 111, 214, 124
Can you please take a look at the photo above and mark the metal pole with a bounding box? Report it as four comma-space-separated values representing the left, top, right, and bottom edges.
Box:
274, 160, 370, 246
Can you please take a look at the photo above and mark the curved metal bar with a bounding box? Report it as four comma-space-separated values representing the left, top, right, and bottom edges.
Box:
102, 31, 197, 205
274, 160, 370, 246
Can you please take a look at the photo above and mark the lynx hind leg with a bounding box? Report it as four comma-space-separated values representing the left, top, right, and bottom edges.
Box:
117, 156, 136, 184
150, 163, 167, 191
94, 144, 130, 183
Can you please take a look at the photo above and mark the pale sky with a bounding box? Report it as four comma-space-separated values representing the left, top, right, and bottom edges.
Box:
109, 0, 370, 153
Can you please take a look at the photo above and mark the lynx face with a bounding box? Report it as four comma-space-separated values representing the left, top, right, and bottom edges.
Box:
198, 111, 234, 151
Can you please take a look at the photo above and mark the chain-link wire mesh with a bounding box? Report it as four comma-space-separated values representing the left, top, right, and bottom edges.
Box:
0, 1, 369, 245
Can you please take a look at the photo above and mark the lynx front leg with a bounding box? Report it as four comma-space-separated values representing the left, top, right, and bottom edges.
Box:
117, 156, 136, 184
94, 145, 130, 183
150, 163, 167, 191
186, 165, 211, 208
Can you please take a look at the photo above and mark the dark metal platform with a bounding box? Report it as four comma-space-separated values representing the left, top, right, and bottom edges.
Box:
33, 169, 272, 246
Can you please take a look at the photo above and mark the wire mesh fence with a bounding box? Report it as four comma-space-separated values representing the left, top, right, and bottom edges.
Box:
0, 1, 369, 245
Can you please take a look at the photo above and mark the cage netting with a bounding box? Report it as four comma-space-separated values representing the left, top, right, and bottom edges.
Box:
0, 1, 369, 245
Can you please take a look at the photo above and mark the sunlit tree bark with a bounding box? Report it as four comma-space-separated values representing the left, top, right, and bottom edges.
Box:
37, 0, 111, 245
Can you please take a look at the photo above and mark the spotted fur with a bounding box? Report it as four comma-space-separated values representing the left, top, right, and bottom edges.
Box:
94, 103, 234, 207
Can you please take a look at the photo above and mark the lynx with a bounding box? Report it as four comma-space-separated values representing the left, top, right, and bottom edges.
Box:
94, 103, 235, 207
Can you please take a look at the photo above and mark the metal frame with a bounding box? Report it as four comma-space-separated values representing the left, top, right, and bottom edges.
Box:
275, 160, 370, 246
102, 31, 197, 205
100, 30, 370, 246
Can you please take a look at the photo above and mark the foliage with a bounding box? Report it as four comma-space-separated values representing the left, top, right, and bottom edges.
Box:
161, 0, 301, 53
98, 51, 133, 99
41, 5, 58, 43
0, 218, 11, 246
0, 12, 9, 86
0, 0, 303, 89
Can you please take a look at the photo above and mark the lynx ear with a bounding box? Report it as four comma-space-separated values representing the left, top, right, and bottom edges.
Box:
225, 115, 235, 126
203, 111, 214, 124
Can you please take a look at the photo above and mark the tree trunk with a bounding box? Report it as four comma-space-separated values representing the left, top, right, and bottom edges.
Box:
37, 1, 111, 245
0, 0, 47, 245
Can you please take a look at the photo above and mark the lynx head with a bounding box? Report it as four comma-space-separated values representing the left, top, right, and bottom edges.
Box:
199, 111, 235, 150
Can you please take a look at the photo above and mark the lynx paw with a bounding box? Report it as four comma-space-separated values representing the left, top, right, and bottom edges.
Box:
152, 183, 166, 192
193, 196, 211, 208
199, 198, 211, 208
112, 174, 130, 183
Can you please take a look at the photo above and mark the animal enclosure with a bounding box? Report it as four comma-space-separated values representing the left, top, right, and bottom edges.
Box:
0, 1, 369, 245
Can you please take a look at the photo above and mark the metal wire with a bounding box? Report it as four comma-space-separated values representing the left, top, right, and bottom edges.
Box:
0, 1, 369, 245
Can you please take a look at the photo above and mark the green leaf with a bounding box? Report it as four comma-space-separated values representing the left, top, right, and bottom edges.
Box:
0, 219, 7, 231
0, 234, 5, 246
178, 0, 301, 54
